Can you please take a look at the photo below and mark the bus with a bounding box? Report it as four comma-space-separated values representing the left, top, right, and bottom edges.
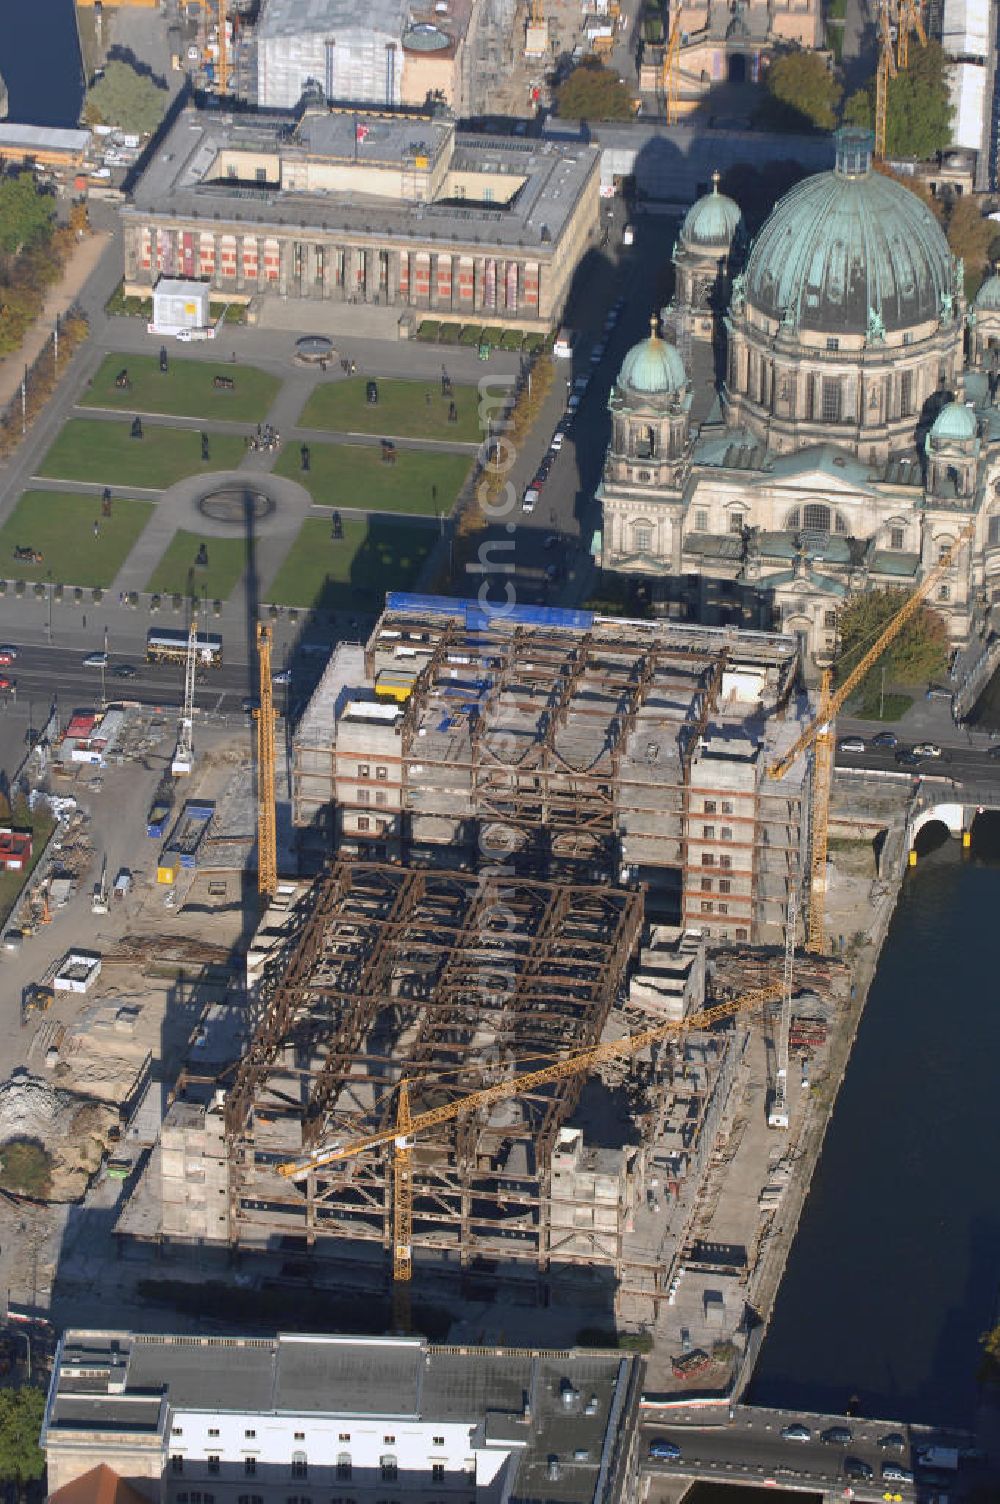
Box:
146, 629, 223, 668
553, 326, 575, 359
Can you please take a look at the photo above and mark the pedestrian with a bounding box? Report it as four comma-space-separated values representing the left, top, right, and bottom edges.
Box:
93, 521, 99, 539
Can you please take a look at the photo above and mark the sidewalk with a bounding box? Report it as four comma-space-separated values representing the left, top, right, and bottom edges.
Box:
0, 232, 112, 413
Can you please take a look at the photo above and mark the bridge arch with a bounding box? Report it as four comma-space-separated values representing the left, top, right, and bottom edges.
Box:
907, 802, 966, 863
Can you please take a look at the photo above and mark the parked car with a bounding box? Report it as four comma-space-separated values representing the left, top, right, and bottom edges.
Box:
781, 1424, 812, 1442
273, 668, 292, 685
913, 742, 942, 758
878, 1433, 906, 1451
522, 488, 538, 514
895, 748, 923, 767
822, 1427, 853, 1445
871, 731, 898, 749
83, 652, 108, 667
837, 737, 866, 754
543, 534, 559, 550
844, 1458, 874, 1480
882, 1464, 913, 1483
926, 684, 952, 700
550, 431, 565, 452
0, 677, 14, 692
648, 1440, 681, 1462
573, 375, 589, 394
0, 646, 17, 665
110, 663, 137, 679
567, 394, 582, 413
988, 744, 1000, 760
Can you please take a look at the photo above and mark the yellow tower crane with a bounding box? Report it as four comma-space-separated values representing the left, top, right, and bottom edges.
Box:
255, 621, 277, 900
766, 520, 974, 955
278, 979, 784, 1322
875, 0, 898, 160
896, 0, 926, 72
661, 4, 682, 125
217, 0, 230, 95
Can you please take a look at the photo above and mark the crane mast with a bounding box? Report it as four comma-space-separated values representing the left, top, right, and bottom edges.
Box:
875, 0, 898, 160
170, 614, 198, 777
255, 621, 278, 899
768, 893, 797, 1129
768, 520, 974, 952
661, 4, 682, 124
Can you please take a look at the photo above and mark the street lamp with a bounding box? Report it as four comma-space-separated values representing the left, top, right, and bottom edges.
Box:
46, 570, 53, 645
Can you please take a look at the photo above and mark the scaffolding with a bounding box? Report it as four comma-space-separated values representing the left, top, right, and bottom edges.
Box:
293, 604, 808, 942
224, 863, 645, 1277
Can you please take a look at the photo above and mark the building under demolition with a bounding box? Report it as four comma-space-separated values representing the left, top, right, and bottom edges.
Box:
153, 864, 766, 1318
293, 596, 813, 946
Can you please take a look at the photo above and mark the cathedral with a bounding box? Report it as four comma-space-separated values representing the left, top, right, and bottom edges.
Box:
597, 128, 1000, 674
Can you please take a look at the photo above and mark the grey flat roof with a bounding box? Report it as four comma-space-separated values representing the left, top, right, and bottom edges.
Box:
125, 108, 599, 254
0, 124, 91, 152
298, 110, 450, 166
259, 0, 407, 38
48, 1331, 637, 1503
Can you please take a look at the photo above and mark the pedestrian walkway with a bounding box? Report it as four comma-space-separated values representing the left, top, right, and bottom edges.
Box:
0, 232, 112, 413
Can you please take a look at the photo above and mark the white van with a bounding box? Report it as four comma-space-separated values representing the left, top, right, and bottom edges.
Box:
553, 327, 575, 359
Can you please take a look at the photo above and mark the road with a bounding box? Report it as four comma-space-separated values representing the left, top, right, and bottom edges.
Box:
640, 1405, 983, 1499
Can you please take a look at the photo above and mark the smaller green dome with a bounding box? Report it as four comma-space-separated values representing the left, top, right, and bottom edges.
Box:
930, 401, 977, 442
680, 171, 742, 249
618, 319, 687, 396
975, 273, 1000, 311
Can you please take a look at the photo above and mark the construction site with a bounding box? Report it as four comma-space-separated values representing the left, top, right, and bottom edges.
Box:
292, 596, 813, 946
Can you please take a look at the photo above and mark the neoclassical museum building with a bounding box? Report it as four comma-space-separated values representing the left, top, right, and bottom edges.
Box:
597, 129, 1000, 672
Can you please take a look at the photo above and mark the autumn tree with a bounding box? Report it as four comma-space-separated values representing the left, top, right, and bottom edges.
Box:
0, 174, 55, 259
837, 588, 949, 697
945, 196, 993, 291
0, 1387, 45, 1487
556, 58, 635, 120
756, 50, 842, 132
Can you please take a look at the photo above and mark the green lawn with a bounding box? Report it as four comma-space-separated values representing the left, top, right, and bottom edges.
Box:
273, 441, 471, 516
266, 516, 434, 610
38, 419, 247, 489
80, 353, 280, 423
0, 807, 56, 930
146, 531, 248, 600
298, 376, 482, 444
0, 491, 154, 586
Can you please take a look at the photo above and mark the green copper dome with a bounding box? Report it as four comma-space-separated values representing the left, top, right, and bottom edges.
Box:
680, 172, 742, 249
618, 321, 687, 396
975, 273, 1000, 310
929, 401, 977, 442
743, 129, 953, 335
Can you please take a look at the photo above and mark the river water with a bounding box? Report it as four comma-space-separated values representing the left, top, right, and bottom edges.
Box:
2, 0, 84, 128
750, 822, 1000, 1427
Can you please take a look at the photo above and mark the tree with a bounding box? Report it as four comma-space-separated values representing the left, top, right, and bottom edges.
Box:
556, 58, 635, 120
756, 51, 842, 132
0, 1387, 45, 1487
0, 175, 54, 259
83, 59, 169, 136
837, 588, 949, 695
945, 195, 993, 290
980, 1325, 1000, 1382
840, 41, 952, 158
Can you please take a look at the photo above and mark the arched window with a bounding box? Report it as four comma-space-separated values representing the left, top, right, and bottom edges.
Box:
803, 503, 831, 533
784, 507, 801, 530
635, 424, 655, 460
728, 509, 745, 535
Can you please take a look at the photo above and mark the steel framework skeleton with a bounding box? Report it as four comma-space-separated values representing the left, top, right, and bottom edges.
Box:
224, 864, 647, 1279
